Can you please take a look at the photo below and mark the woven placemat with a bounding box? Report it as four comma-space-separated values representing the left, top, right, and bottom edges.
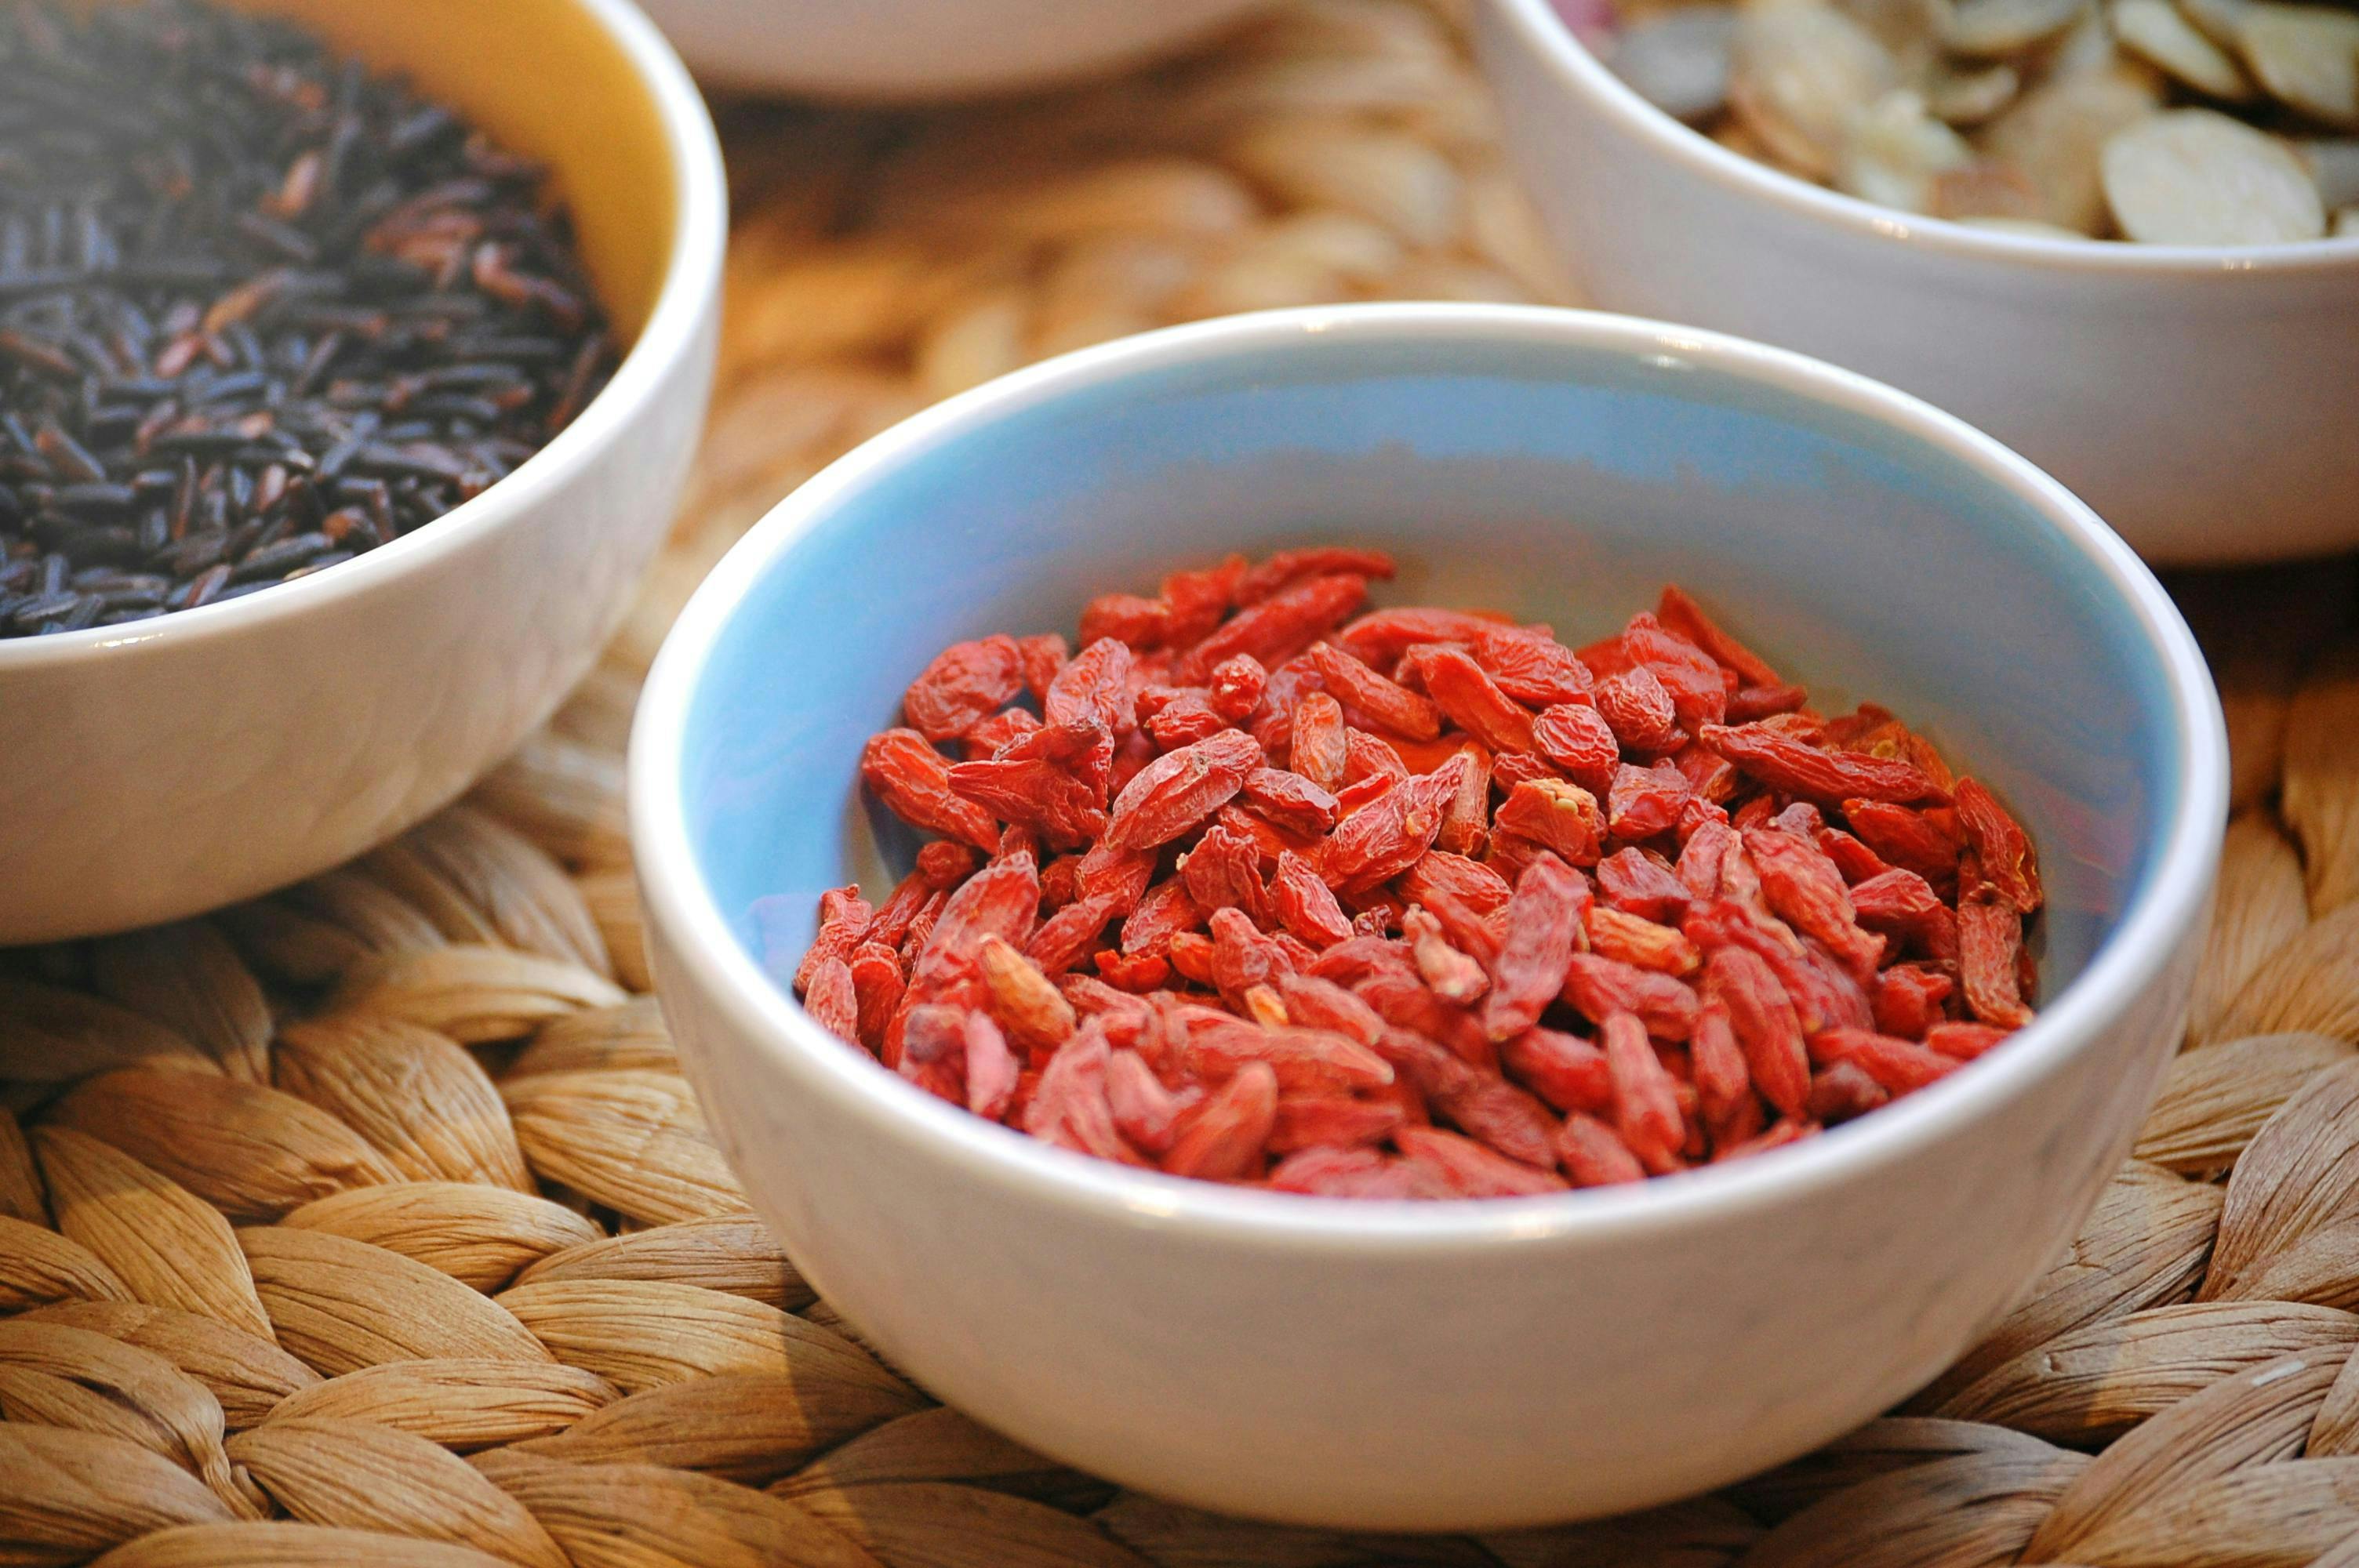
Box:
7, 4, 2359, 1563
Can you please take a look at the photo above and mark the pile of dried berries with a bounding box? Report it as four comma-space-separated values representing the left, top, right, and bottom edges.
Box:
0, 0, 613, 638
789, 548, 2043, 1198
1563, 0, 2359, 245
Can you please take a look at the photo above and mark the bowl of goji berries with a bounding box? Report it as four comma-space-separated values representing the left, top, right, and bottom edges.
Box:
631, 302, 2226, 1530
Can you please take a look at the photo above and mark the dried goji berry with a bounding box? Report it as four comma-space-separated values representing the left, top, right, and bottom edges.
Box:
1700, 945, 1808, 1116
1926, 1021, 2011, 1061
1078, 591, 1170, 651
848, 942, 906, 1048
1335, 605, 1503, 666
1237, 546, 1397, 605
1017, 632, 1070, 703
1310, 642, 1443, 741
1805, 1060, 1888, 1123
1594, 663, 1683, 753
1107, 1047, 1194, 1153
1871, 963, 1954, 1040
1103, 728, 1263, 850
962, 707, 1043, 760
1270, 850, 1354, 948
1397, 1125, 1566, 1196
1493, 777, 1604, 866
1094, 949, 1171, 992
1621, 612, 1728, 731
1743, 826, 1882, 978
1607, 761, 1691, 841
1656, 584, 1780, 688
1023, 1025, 1141, 1163
1954, 777, 2043, 913
1702, 723, 1942, 804
1481, 851, 1586, 1040
1500, 1026, 1613, 1113
1957, 893, 2034, 1029
861, 729, 1002, 851
1807, 1027, 1961, 1094
1268, 1094, 1405, 1153
1406, 906, 1488, 1004
1289, 691, 1348, 793
1563, 952, 1699, 1040
1404, 642, 1538, 754
912, 852, 1040, 989
1531, 702, 1620, 793
1206, 653, 1268, 724
1175, 572, 1368, 683
1322, 753, 1470, 892
1343, 727, 1410, 786
1596, 846, 1692, 923
1241, 767, 1339, 837
1841, 799, 1961, 887
1160, 554, 1248, 648
1601, 1011, 1685, 1174
1586, 904, 1701, 975
1399, 849, 1514, 916
1555, 1113, 1645, 1186
947, 720, 1114, 848
977, 934, 1078, 1055
903, 633, 1023, 742
802, 955, 860, 1044
1045, 637, 1136, 738
1144, 691, 1230, 751
1466, 624, 1594, 706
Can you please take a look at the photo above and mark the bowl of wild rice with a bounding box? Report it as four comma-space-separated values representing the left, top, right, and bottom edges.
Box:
0, 0, 725, 943
1474, 0, 2359, 565
631, 303, 2226, 1529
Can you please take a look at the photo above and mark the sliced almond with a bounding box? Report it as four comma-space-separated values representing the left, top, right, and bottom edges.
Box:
1838, 88, 1975, 209
2306, 140, 2359, 208
1608, 7, 1738, 120
1728, 2, 1899, 178
1985, 62, 2167, 231
1946, 0, 2090, 56
1931, 160, 2050, 217
2102, 107, 2324, 242
2178, 0, 2255, 46
2239, 4, 2359, 127
1925, 61, 2020, 124
2114, 0, 2254, 96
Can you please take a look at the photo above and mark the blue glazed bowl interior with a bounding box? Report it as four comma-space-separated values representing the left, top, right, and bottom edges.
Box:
678, 327, 2182, 1014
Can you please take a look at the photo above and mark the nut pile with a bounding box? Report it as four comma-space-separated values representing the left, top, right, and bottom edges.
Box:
790, 549, 2043, 1198
1564, 0, 2359, 244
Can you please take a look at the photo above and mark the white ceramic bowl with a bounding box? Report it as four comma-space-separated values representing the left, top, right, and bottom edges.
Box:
0, 0, 725, 945
631, 303, 2226, 1529
1475, 0, 2359, 566
638, 0, 1272, 98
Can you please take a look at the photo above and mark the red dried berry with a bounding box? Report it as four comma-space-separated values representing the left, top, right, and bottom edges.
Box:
1236, 546, 1397, 605
903, 633, 1024, 742
1103, 728, 1263, 850
1175, 572, 1369, 683
1481, 852, 1587, 1041
1530, 702, 1620, 793
1953, 777, 2043, 913
1702, 723, 1942, 804
861, 729, 1002, 851
1206, 653, 1269, 724
1405, 642, 1538, 755
1310, 642, 1442, 741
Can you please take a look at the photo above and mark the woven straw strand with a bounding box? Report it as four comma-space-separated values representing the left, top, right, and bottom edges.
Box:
6, 4, 2359, 1563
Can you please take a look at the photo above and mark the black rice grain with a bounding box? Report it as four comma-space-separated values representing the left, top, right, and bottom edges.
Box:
0, 0, 617, 639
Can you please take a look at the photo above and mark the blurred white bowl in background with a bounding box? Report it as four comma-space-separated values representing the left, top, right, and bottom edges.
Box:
638, 0, 1274, 98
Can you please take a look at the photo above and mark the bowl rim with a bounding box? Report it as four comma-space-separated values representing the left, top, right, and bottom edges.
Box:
630, 300, 2228, 1252
0, 0, 729, 670
1485, 0, 2359, 276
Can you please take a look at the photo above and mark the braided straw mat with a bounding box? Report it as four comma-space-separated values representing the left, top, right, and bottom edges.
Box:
8, 2, 2359, 1563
